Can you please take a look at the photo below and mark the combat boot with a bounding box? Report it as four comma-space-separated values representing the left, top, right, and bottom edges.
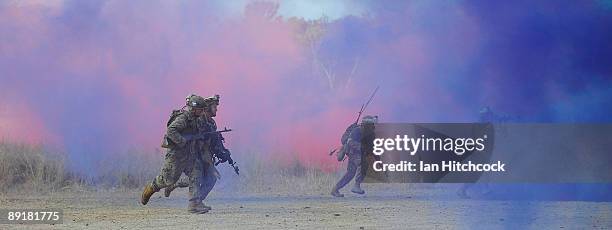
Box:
188, 200, 210, 214
141, 182, 159, 205
331, 187, 344, 197
164, 184, 177, 197
202, 203, 212, 211
351, 184, 365, 195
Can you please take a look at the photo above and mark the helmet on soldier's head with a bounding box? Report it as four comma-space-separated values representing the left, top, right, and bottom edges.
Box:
186, 94, 206, 109
361, 115, 378, 124
480, 106, 491, 114
203, 94, 220, 107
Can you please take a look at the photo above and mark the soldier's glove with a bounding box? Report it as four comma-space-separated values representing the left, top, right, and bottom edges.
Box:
217, 158, 227, 164
337, 145, 347, 162
215, 149, 232, 164
213, 149, 239, 175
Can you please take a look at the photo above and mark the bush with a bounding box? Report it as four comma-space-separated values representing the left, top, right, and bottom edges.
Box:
0, 142, 67, 193
0, 140, 340, 196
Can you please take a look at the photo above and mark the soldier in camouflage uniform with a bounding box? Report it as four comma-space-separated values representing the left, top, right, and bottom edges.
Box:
331, 115, 378, 197
140, 94, 210, 214
457, 106, 498, 198
163, 95, 233, 211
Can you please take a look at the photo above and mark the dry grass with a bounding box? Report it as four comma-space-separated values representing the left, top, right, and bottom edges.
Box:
94, 149, 164, 190
232, 154, 338, 196
0, 141, 68, 193
0, 141, 340, 196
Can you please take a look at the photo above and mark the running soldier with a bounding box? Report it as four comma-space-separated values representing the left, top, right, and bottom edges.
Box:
331, 115, 378, 197
163, 95, 236, 211
140, 94, 210, 214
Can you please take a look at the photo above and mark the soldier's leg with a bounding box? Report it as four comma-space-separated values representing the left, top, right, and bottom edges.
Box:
184, 160, 203, 201
199, 167, 218, 201
351, 155, 366, 194
152, 151, 184, 189
184, 160, 209, 214
164, 176, 190, 197
331, 157, 358, 197
141, 150, 183, 205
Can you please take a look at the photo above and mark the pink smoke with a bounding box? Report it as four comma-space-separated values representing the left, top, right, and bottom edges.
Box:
0, 2, 368, 171
7, 1, 563, 173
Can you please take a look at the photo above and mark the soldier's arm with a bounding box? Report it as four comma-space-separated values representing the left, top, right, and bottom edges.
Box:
211, 132, 234, 164
346, 138, 361, 150
199, 146, 215, 169
207, 119, 225, 155
167, 114, 188, 147
209, 118, 217, 129
346, 127, 362, 151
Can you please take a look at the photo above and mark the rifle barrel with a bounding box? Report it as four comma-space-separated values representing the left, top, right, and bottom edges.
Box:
354, 86, 379, 123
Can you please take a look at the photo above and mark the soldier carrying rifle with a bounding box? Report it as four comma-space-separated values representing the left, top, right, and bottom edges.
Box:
330, 87, 379, 197
164, 95, 239, 211
141, 94, 237, 214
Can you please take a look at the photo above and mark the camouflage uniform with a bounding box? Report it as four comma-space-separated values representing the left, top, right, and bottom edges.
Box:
332, 115, 378, 197
165, 115, 221, 201
458, 106, 497, 198
332, 126, 365, 195
141, 94, 211, 214
152, 110, 206, 201
195, 115, 220, 201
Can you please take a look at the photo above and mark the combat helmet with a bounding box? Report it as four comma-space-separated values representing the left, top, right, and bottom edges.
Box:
361, 115, 378, 124
186, 94, 206, 109
203, 94, 220, 108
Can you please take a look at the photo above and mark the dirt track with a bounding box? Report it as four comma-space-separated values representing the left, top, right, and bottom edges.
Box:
2, 187, 612, 229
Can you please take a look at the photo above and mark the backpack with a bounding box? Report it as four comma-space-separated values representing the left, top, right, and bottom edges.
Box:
341, 122, 359, 145
166, 109, 185, 127
337, 122, 359, 161
161, 109, 185, 148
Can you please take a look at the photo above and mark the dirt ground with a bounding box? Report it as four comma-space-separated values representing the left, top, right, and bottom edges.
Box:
1, 185, 611, 229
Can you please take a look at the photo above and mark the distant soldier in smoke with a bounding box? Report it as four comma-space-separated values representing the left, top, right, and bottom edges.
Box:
141, 94, 213, 214
457, 106, 507, 198
163, 94, 237, 212
331, 115, 378, 197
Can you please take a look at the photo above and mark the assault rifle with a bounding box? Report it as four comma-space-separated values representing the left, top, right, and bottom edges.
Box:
328, 86, 379, 159
183, 127, 232, 142
184, 127, 239, 175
